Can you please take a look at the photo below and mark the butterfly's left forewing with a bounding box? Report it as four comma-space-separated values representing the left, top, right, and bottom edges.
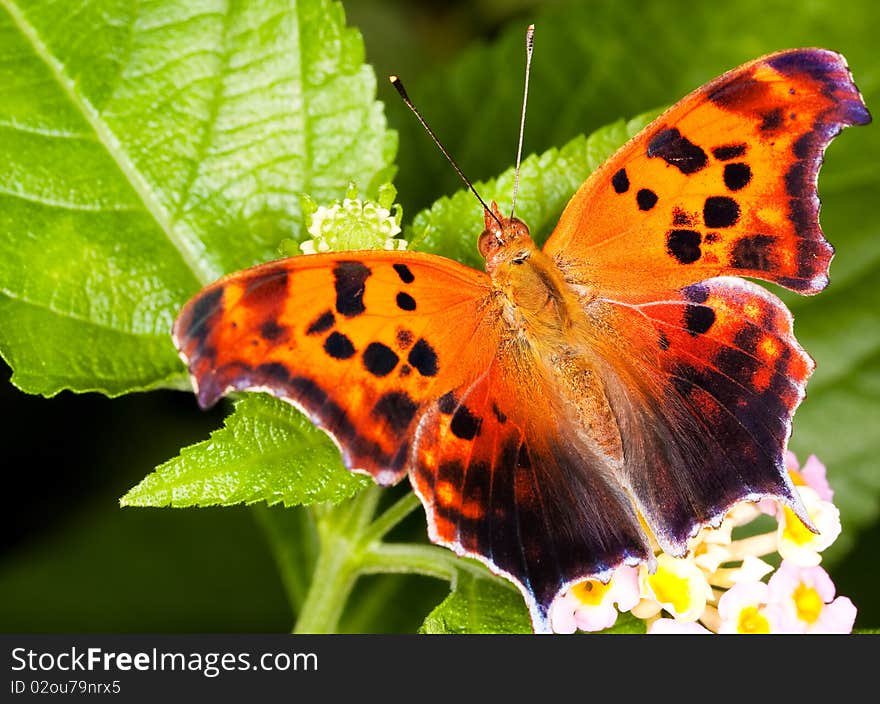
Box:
174, 252, 496, 485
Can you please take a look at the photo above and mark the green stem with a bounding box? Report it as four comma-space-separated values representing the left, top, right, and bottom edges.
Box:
361, 542, 486, 582
289, 489, 483, 633
358, 491, 422, 545
292, 487, 382, 633
292, 531, 359, 633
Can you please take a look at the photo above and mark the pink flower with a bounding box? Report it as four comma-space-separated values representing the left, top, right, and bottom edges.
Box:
767, 561, 856, 633
550, 566, 641, 633
799, 455, 833, 502
717, 582, 786, 634
761, 451, 834, 516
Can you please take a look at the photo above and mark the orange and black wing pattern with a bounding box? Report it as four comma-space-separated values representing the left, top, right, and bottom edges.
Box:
173, 252, 496, 485
544, 48, 870, 299
410, 357, 651, 632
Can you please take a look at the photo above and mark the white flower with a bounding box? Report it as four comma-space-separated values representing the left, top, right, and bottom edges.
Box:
767, 561, 857, 633
717, 582, 785, 634
639, 554, 712, 622
550, 566, 641, 633
777, 486, 841, 566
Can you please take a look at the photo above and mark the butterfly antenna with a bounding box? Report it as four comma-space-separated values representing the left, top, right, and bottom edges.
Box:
509, 24, 535, 220
390, 75, 503, 229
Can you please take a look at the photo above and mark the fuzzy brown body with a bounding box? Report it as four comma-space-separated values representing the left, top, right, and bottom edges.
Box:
482, 217, 626, 465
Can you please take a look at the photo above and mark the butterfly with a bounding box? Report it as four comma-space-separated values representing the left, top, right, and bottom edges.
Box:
173, 48, 870, 633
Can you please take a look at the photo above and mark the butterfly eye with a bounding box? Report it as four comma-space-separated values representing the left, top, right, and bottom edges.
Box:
512, 251, 530, 265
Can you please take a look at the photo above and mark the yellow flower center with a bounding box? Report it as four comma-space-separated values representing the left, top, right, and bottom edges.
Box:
648, 569, 691, 614
737, 606, 771, 634
793, 584, 824, 624
782, 506, 815, 545
572, 579, 612, 606
789, 468, 806, 486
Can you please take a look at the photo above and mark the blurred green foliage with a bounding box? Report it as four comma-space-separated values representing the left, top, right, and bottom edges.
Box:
1, 0, 877, 632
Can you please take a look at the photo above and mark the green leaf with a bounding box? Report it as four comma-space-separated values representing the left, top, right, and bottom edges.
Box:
121, 394, 367, 508
420, 565, 531, 634
598, 611, 648, 634
407, 110, 660, 268
0, 0, 395, 396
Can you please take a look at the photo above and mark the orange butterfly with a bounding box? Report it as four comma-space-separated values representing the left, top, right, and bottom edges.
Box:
173, 48, 870, 632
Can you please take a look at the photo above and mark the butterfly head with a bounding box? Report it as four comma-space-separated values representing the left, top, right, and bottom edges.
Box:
478, 201, 534, 271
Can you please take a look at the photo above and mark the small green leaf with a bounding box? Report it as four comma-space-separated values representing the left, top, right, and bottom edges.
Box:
0, 0, 395, 397
598, 611, 648, 634
406, 110, 660, 268
121, 394, 367, 508
420, 566, 531, 634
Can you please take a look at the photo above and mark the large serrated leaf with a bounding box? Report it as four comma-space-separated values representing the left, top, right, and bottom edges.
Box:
121, 394, 367, 508
0, 0, 395, 396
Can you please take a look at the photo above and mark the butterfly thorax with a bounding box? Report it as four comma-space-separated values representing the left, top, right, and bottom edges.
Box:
479, 209, 624, 462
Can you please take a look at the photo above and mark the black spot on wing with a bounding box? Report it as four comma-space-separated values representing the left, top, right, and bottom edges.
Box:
731, 235, 776, 271
362, 342, 399, 377
333, 261, 371, 317
636, 189, 658, 211
324, 331, 356, 360
306, 310, 335, 336
703, 196, 740, 228
723, 163, 752, 191
260, 320, 286, 341
396, 292, 416, 311
666, 230, 702, 264
682, 282, 710, 304
492, 403, 507, 424
612, 168, 630, 193
372, 391, 419, 434
256, 362, 290, 385
647, 127, 708, 174
734, 325, 762, 355
658, 331, 670, 350
407, 338, 438, 377
438, 391, 457, 414
450, 406, 482, 440
712, 144, 747, 160
760, 107, 784, 132
393, 263, 415, 284
684, 304, 716, 336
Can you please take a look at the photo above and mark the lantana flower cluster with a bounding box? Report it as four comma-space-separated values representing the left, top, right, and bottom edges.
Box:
296, 183, 405, 255
550, 452, 857, 634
